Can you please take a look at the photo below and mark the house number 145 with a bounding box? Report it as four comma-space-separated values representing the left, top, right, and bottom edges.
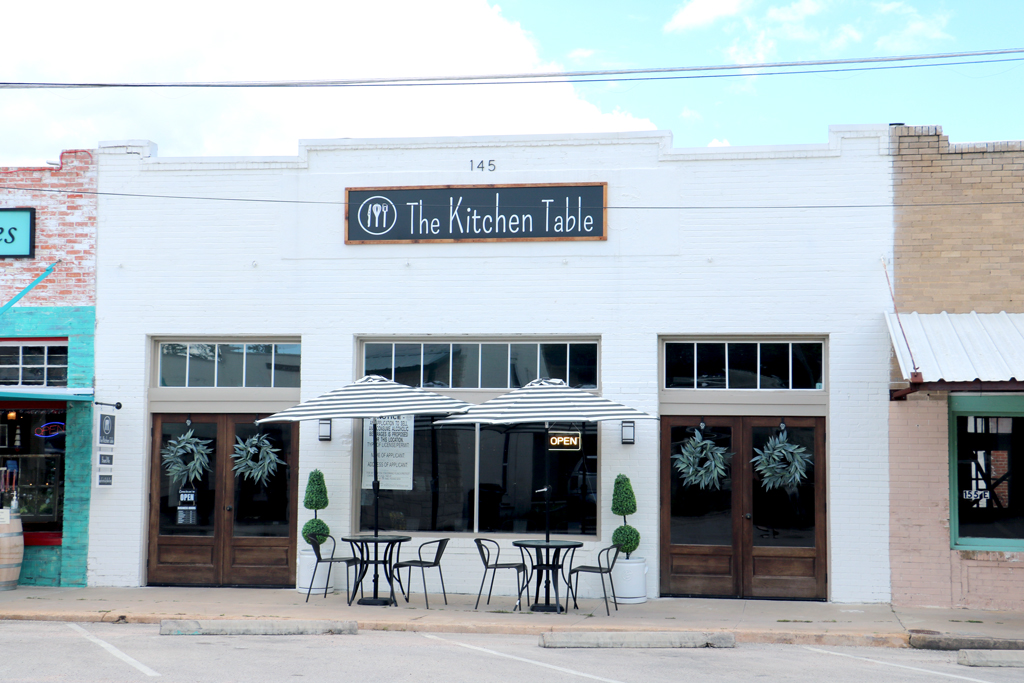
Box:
470, 160, 496, 171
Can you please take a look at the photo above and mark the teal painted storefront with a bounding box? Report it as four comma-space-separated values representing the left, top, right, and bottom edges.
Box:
0, 306, 94, 587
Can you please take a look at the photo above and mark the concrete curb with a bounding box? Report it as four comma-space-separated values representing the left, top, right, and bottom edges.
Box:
910, 634, 1024, 651
159, 619, 357, 636
958, 649, 1024, 667
539, 631, 735, 648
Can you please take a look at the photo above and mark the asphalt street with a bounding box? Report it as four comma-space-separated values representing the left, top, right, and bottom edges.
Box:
1, 621, 1019, 683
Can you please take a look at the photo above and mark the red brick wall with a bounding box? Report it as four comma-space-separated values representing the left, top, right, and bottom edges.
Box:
0, 150, 96, 307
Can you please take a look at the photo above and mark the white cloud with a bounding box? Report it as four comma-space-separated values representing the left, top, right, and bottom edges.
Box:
827, 24, 864, 51
728, 30, 778, 64
874, 4, 951, 52
664, 0, 747, 32
680, 107, 703, 120
0, 0, 655, 165
708, 138, 731, 146
765, 0, 824, 23
568, 48, 596, 61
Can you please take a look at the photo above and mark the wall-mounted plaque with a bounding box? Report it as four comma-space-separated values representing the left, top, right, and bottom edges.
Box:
346, 184, 606, 244
0, 208, 36, 258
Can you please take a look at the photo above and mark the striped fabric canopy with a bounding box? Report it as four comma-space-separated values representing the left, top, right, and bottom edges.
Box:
435, 378, 655, 426
256, 375, 471, 423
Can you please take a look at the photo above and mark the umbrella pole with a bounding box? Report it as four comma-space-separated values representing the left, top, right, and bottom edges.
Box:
373, 419, 381, 599
545, 422, 551, 543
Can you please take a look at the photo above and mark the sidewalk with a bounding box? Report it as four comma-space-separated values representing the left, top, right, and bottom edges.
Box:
1, 585, 1022, 648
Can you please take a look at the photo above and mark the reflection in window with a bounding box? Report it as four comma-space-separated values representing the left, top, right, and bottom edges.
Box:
365, 341, 599, 390
360, 418, 476, 533
956, 416, 1023, 542
669, 424, 733, 545
158, 342, 301, 388
0, 407, 66, 530
0, 344, 71, 387
664, 341, 823, 390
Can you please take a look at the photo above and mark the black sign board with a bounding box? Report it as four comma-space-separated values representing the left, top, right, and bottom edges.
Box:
97, 474, 112, 486
346, 184, 606, 244
99, 453, 113, 466
548, 431, 582, 451
177, 489, 197, 525
99, 414, 116, 445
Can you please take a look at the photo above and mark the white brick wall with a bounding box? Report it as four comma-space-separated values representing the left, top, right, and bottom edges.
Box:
90, 128, 894, 602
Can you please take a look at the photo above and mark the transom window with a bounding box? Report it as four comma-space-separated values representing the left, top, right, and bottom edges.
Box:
159, 342, 300, 388
364, 341, 598, 389
0, 344, 68, 387
665, 341, 824, 390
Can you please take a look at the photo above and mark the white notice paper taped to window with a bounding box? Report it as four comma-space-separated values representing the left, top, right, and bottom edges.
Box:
362, 415, 414, 491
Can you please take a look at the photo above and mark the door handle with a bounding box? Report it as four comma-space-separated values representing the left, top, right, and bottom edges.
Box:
745, 513, 752, 519
226, 506, 233, 511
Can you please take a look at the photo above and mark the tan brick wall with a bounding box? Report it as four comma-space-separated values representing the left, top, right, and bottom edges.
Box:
891, 125, 1024, 314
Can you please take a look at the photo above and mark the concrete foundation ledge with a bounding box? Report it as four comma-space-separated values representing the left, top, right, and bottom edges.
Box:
910, 634, 1024, 651
160, 619, 357, 636
958, 650, 1024, 667
539, 631, 735, 648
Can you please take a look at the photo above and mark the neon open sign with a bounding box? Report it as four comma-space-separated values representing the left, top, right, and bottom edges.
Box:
548, 431, 582, 451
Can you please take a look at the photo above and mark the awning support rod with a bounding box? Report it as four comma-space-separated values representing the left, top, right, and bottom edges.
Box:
0, 260, 62, 316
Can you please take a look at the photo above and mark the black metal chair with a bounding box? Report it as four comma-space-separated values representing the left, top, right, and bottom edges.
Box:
474, 538, 529, 611
566, 544, 620, 616
393, 538, 449, 609
306, 535, 358, 603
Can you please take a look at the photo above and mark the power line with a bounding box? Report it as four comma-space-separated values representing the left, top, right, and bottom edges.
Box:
1, 48, 1021, 89
4, 184, 1024, 210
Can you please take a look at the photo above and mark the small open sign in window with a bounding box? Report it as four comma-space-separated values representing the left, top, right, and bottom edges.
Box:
548, 431, 582, 451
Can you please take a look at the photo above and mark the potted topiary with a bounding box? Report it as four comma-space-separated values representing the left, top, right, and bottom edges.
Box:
296, 469, 334, 594
609, 474, 648, 604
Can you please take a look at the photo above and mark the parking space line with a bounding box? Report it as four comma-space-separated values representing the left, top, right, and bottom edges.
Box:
803, 646, 994, 683
67, 623, 160, 677
421, 633, 625, 683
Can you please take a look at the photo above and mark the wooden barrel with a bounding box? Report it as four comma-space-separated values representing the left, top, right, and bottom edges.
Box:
0, 511, 23, 591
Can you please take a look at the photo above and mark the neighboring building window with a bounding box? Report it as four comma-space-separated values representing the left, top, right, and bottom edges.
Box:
159, 342, 300, 388
364, 341, 598, 389
0, 344, 68, 387
951, 399, 1024, 547
360, 418, 597, 536
0, 407, 65, 531
665, 341, 824, 389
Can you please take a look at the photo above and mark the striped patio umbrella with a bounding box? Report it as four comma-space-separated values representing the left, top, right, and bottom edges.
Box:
258, 375, 471, 538
436, 378, 656, 541
435, 378, 654, 425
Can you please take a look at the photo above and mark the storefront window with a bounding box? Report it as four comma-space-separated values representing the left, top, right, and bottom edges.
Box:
360, 418, 476, 533
0, 344, 69, 387
363, 341, 598, 390
0, 407, 66, 531
954, 414, 1024, 544
159, 342, 300, 388
665, 341, 824, 390
357, 419, 598, 536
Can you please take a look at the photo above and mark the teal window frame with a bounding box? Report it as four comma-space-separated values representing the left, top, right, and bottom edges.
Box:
948, 394, 1024, 551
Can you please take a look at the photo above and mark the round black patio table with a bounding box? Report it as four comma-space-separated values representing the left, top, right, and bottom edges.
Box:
342, 534, 412, 606
513, 539, 583, 613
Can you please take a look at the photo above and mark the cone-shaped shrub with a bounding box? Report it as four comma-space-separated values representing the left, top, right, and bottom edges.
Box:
303, 469, 329, 516
610, 473, 637, 517
611, 474, 640, 559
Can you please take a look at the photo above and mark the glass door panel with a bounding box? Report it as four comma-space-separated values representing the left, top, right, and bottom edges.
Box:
669, 424, 734, 545
231, 422, 291, 538
157, 421, 218, 537
751, 426, 816, 548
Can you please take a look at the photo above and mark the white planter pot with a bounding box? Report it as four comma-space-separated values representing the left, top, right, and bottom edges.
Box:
296, 547, 336, 594
611, 556, 648, 604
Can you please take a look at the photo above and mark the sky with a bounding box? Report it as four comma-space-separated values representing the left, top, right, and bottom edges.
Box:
2, 0, 1023, 165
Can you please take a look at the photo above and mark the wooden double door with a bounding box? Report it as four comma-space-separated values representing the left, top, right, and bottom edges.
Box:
147, 414, 297, 586
660, 416, 826, 599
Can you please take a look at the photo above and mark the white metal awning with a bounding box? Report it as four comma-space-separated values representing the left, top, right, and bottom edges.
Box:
886, 311, 1024, 383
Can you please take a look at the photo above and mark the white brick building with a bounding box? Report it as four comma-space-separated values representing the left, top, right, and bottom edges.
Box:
90, 127, 894, 603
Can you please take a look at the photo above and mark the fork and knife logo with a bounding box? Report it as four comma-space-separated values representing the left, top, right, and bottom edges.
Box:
357, 196, 398, 235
